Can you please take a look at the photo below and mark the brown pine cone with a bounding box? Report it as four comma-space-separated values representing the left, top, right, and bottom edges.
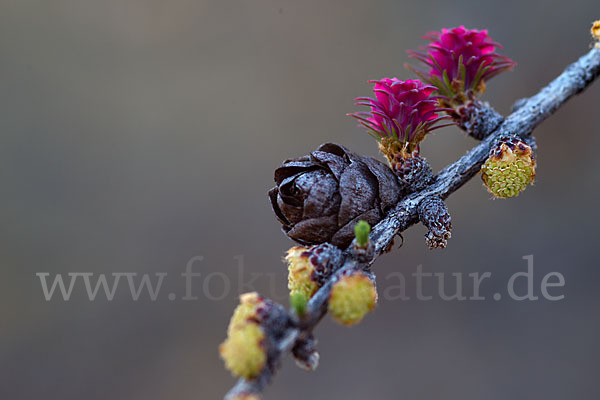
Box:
269, 143, 402, 248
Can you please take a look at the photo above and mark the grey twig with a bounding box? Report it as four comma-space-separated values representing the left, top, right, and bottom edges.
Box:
224, 47, 600, 400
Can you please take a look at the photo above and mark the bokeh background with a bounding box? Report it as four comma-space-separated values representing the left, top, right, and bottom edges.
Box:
1, 0, 599, 399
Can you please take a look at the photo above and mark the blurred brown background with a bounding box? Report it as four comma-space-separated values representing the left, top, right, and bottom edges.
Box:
1, 0, 599, 399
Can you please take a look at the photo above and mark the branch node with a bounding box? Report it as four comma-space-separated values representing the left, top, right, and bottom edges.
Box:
511, 97, 528, 113
455, 99, 504, 140
391, 151, 434, 192
292, 333, 319, 371
418, 196, 452, 249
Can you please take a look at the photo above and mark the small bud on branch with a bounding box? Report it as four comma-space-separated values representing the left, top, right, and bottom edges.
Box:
353, 220, 371, 248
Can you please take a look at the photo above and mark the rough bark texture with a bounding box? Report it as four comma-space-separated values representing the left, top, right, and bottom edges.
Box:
225, 47, 600, 400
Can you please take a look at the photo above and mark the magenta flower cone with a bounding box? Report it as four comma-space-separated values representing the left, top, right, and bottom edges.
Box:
408, 26, 515, 99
